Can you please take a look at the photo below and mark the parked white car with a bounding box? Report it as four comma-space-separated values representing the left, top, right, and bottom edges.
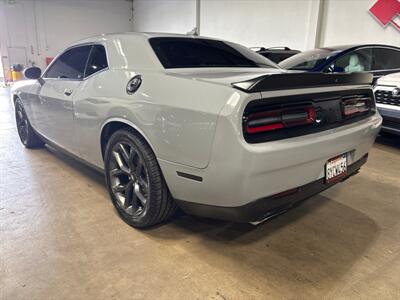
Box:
373, 72, 400, 135
11, 33, 381, 227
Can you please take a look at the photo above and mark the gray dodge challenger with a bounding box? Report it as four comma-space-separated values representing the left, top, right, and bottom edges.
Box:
11, 33, 382, 227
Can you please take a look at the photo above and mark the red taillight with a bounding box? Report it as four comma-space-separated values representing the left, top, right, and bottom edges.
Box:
245, 106, 316, 134
342, 98, 370, 117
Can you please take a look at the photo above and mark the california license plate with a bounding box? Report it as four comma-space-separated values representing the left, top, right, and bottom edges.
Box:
325, 153, 348, 184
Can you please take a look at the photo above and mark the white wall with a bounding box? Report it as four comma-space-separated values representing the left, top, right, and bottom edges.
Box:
0, 53, 3, 80
200, 0, 320, 50
132, 0, 400, 50
320, 0, 400, 46
0, 0, 134, 74
1, 0, 399, 78
133, 0, 196, 33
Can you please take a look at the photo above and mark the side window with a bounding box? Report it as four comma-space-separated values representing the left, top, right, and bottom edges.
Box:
373, 48, 400, 70
45, 45, 91, 79
85, 45, 108, 77
328, 48, 373, 73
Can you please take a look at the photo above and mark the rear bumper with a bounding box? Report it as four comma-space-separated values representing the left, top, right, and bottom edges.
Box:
176, 154, 368, 222
159, 111, 381, 206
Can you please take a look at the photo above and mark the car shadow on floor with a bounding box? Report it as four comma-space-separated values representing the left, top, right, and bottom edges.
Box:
145, 193, 379, 294
42, 139, 380, 295
375, 133, 400, 149
44, 144, 106, 186
149, 193, 378, 245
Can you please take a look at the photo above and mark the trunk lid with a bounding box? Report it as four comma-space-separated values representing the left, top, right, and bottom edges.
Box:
165, 67, 284, 88
232, 72, 373, 93
167, 68, 373, 94
238, 73, 375, 144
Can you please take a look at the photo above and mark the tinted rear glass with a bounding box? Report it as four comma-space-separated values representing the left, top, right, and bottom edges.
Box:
373, 48, 400, 70
279, 49, 340, 70
149, 37, 277, 69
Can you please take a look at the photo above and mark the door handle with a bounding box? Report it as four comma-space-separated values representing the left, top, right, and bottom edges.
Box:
64, 89, 73, 96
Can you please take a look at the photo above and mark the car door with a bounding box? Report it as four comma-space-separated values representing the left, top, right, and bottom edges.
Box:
371, 47, 400, 82
35, 45, 92, 154
72, 44, 109, 163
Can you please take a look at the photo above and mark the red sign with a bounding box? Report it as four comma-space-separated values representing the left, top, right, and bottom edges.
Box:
45, 57, 54, 66
369, 0, 400, 31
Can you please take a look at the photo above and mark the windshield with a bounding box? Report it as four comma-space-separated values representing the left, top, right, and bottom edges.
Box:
279, 49, 340, 70
149, 37, 278, 69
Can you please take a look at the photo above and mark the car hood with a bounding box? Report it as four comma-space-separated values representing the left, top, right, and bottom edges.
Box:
376, 72, 400, 87
165, 67, 286, 87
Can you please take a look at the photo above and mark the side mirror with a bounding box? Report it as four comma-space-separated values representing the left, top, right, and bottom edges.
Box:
23, 67, 42, 79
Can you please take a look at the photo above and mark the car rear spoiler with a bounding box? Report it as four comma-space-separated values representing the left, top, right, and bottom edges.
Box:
231, 72, 373, 93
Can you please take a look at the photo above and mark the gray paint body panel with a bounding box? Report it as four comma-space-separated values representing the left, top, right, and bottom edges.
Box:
11, 33, 381, 210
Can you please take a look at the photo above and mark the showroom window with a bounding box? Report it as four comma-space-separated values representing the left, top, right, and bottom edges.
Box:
45, 45, 92, 79
85, 45, 108, 77
373, 48, 400, 70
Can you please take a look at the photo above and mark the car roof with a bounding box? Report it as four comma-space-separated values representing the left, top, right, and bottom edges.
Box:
279, 43, 400, 71
71, 32, 222, 46
65, 32, 261, 72
319, 44, 400, 51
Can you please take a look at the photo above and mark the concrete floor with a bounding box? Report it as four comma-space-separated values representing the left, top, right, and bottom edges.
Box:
0, 87, 399, 300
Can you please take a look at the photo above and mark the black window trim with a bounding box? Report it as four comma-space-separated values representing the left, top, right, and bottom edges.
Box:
42, 42, 109, 81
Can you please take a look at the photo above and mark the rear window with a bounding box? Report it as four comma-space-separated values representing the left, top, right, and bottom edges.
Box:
149, 37, 277, 69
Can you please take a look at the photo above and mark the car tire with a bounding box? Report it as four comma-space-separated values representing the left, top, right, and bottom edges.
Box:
15, 98, 44, 148
104, 129, 177, 228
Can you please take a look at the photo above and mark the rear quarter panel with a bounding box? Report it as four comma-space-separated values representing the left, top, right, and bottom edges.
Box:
74, 69, 244, 169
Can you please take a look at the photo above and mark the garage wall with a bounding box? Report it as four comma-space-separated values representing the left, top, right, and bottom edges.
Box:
200, 0, 320, 50
133, 0, 196, 34
320, 0, 400, 46
1, 0, 398, 78
0, 0, 133, 74
132, 0, 400, 50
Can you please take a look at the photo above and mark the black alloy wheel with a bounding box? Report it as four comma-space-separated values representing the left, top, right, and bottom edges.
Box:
104, 129, 177, 228
15, 98, 44, 148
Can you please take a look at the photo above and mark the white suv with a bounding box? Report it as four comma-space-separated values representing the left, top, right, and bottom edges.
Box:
374, 72, 400, 135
